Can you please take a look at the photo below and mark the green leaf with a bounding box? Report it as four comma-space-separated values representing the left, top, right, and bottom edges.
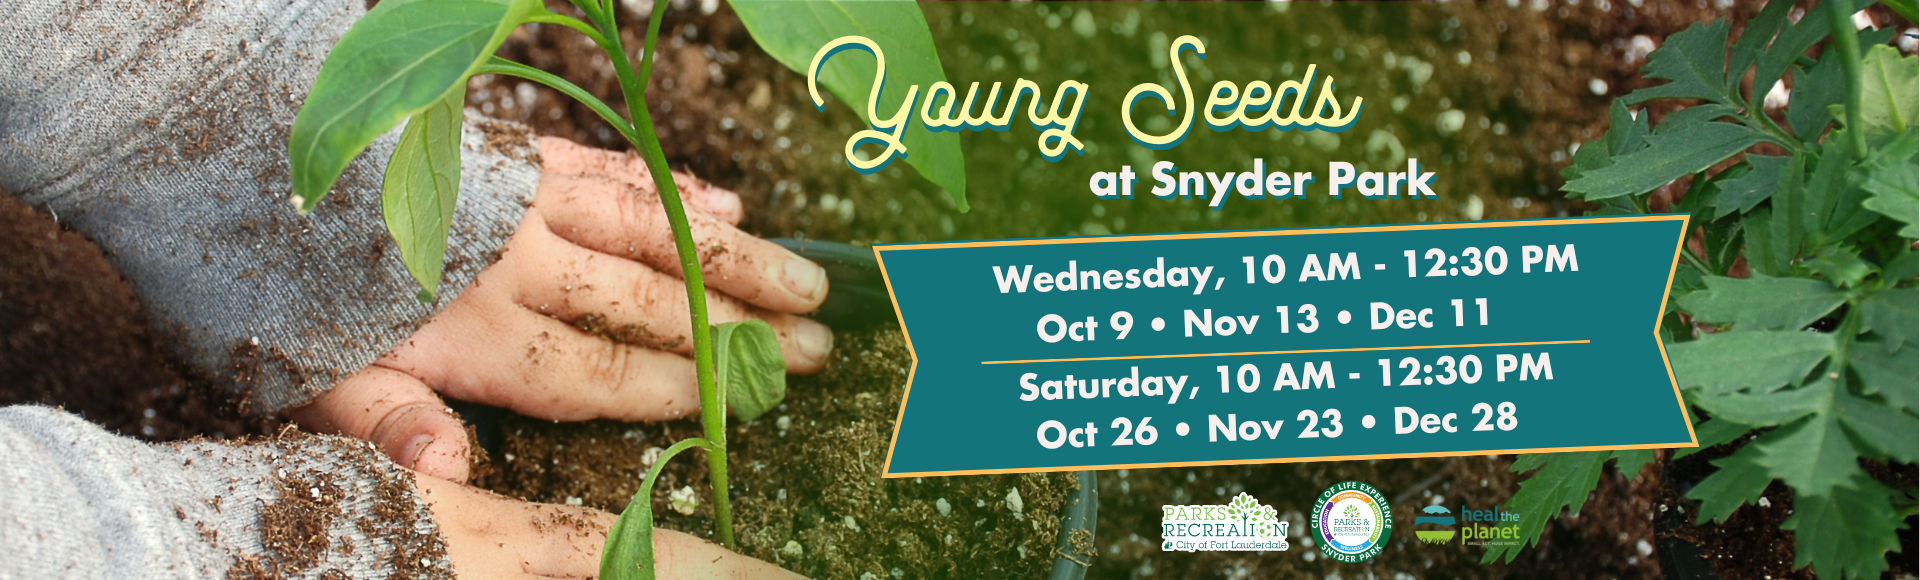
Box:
602, 477, 659, 580
381, 84, 466, 301
1783, 475, 1904, 580
1857, 45, 1918, 136
1752, 0, 1872, 109
1745, 207, 1783, 276
731, 0, 969, 212
1623, 19, 1736, 106
1725, 0, 1796, 88
1679, 275, 1848, 330
1668, 330, 1836, 395
1563, 101, 1649, 191
1673, 416, 1753, 460
1509, 452, 1554, 474
1746, 154, 1811, 276
290, 0, 538, 212
1693, 378, 1833, 425
1482, 451, 1610, 564
1654, 103, 1744, 130
714, 319, 787, 422
1804, 131, 1862, 241
1834, 388, 1919, 463
1605, 100, 1652, 157
1687, 444, 1773, 523
1563, 121, 1765, 201
1789, 46, 1849, 140
602, 438, 709, 580
1711, 155, 1786, 218
1667, 262, 1708, 314
1611, 448, 1655, 480
1857, 128, 1919, 238
1752, 408, 1861, 497
1850, 341, 1918, 412
1885, 0, 1919, 21
1805, 245, 1877, 288
1859, 286, 1918, 349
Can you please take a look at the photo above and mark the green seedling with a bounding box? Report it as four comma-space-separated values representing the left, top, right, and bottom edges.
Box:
1491, 1, 1917, 578
288, 0, 954, 576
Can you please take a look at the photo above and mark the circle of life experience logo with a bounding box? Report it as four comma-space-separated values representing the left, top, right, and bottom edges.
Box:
1311, 481, 1393, 563
1160, 492, 1290, 552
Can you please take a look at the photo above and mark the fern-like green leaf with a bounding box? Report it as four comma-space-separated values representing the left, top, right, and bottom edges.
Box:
1678, 275, 1848, 331
1783, 474, 1905, 580
1481, 451, 1609, 564
1857, 129, 1919, 238
1563, 121, 1764, 201
1668, 330, 1834, 396
1710, 155, 1786, 218
1622, 19, 1736, 105
1687, 444, 1772, 523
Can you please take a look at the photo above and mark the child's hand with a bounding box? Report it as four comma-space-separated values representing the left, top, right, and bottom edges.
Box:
416, 475, 805, 579
289, 137, 832, 482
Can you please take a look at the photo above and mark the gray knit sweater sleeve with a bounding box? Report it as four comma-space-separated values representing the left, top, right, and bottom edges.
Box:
0, 0, 538, 414
0, 405, 453, 580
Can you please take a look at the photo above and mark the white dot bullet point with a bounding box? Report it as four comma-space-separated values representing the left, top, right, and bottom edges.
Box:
1337, 310, 1351, 324
1362, 415, 1376, 429
1176, 422, 1190, 436
1151, 317, 1166, 331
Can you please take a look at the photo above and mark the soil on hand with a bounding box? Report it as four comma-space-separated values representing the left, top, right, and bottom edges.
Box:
477, 328, 1078, 579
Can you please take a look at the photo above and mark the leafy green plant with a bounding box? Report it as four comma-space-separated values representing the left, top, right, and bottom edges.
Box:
289, 0, 952, 576
1489, 1, 1917, 577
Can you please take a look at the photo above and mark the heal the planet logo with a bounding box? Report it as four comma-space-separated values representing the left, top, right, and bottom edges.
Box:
1414, 503, 1524, 548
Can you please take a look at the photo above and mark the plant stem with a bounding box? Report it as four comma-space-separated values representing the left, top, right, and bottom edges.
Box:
604, 0, 737, 550
624, 90, 738, 551
640, 437, 717, 499
476, 59, 646, 145
503, 0, 737, 551
526, 12, 608, 47
1826, 0, 1868, 160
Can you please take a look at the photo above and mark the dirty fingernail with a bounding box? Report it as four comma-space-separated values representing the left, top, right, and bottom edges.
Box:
796, 320, 833, 362
403, 433, 437, 469
783, 257, 826, 301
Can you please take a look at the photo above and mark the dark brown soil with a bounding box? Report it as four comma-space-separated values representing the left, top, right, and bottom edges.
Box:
0, 190, 272, 442
476, 328, 1077, 579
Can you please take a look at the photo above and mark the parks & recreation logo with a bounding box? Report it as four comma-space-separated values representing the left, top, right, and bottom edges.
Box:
1160, 492, 1290, 552
1310, 481, 1393, 563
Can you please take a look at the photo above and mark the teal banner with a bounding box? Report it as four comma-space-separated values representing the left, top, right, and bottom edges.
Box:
876, 216, 1696, 476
